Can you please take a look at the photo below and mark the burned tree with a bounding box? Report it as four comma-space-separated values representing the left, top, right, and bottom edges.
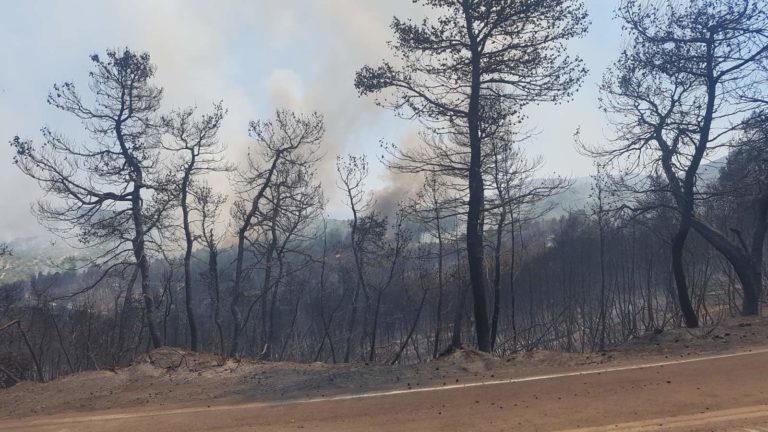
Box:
256, 155, 324, 360
356, 0, 589, 351
407, 173, 457, 357
190, 181, 228, 355
486, 135, 567, 350
711, 113, 768, 313
367, 208, 412, 362
229, 110, 324, 357
163, 103, 228, 352
11, 48, 171, 348
336, 154, 373, 362
598, 0, 768, 321
589, 163, 611, 351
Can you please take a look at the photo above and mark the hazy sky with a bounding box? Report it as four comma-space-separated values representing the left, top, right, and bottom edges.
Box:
0, 0, 621, 241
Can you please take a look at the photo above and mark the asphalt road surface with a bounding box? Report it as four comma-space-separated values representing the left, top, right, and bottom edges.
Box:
2, 350, 768, 431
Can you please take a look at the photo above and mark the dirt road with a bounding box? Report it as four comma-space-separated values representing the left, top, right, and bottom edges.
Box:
2, 350, 768, 431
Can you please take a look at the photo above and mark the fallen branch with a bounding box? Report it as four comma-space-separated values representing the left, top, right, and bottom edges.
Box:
0, 365, 20, 385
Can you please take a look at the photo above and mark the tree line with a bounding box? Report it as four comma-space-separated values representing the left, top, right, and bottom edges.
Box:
1, 0, 768, 385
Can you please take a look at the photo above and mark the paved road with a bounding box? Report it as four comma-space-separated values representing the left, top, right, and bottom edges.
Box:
2, 350, 768, 431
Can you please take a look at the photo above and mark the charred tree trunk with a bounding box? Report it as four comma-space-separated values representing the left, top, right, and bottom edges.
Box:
229, 233, 248, 357
134, 211, 162, 348
490, 208, 506, 350
465, 14, 491, 352
207, 239, 225, 356
690, 216, 763, 316
369, 290, 384, 362
451, 284, 469, 350
343, 282, 362, 363
260, 232, 277, 359
508, 213, 518, 351
671, 221, 699, 328
180, 171, 199, 352
265, 252, 285, 360
432, 219, 445, 359
598, 210, 607, 351
279, 290, 302, 361
391, 287, 428, 365
117, 267, 139, 358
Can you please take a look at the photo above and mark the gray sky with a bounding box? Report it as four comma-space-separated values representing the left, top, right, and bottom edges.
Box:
0, 0, 621, 241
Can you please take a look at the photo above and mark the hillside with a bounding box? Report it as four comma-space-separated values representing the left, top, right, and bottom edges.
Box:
0, 235, 97, 283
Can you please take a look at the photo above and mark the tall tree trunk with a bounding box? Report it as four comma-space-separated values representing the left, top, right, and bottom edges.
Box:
229, 234, 248, 357
345, 203, 366, 363
467, 65, 491, 352
119, 120, 161, 349
265, 254, 284, 360
645, 253, 655, 332
181, 176, 199, 352
207, 241, 225, 356
490, 208, 506, 350
451, 247, 469, 350
343, 283, 361, 363
314, 227, 337, 363
464, 10, 491, 353
133, 203, 162, 348
508, 213, 518, 351
741, 267, 761, 316
746, 195, 767, 315
432, 220, 444, 359
671, 221, 699, 328
450, 300, 464, 349
117, 267, 139, 358
598, 212, 607, 351
368, 290, 384, 362
279, 291, 302, 361
260, 236, 276, 359
689, 215, 764, 316
466, 119, 491, 352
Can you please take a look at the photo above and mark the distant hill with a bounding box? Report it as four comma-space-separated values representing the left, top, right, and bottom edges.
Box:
0, 235, 94, 283
538, 176, 593, 218
540, 156, 727, 219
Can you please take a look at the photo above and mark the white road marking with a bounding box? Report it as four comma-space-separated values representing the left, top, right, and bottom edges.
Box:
3, 348, 768, 429
315, 348, 768, 402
